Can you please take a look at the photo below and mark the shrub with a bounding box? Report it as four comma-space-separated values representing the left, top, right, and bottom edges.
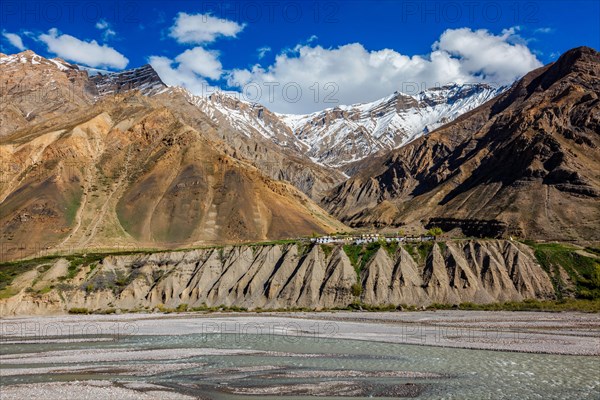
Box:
68, 307, 89, 314
426, 227, 443, 237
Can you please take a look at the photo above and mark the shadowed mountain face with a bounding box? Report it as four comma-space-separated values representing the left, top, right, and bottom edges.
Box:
323, 47, 600, 241
91, 64, 168, 97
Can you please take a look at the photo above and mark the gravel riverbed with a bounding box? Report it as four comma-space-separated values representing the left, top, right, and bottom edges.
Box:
1, 311, 598, 399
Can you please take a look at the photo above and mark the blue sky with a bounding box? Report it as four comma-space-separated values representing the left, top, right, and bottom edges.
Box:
1, 0, 599, 113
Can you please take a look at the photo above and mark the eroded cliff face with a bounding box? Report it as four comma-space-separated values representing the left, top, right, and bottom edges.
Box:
0, 240, 555, 316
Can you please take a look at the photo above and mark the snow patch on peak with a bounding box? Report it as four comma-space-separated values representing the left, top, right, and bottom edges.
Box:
0, 51, 75, 72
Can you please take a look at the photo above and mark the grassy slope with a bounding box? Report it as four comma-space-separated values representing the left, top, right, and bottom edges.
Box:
523, 241, 600, 300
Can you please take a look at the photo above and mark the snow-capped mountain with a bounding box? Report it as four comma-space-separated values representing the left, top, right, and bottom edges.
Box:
0, 51, 97, 136
175, 88, 306, 153
184, 83, 506, 167
278, 84, 506, 166
0, 50, 75, 71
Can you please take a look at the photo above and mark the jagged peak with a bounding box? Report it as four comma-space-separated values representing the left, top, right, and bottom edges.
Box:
556, 46, 599, 65
90, 63, 168, 96
540, 46, 600, 84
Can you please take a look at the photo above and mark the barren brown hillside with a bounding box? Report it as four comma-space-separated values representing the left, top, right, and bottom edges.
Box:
323, 47, 600, 241
0, 91, 344, 261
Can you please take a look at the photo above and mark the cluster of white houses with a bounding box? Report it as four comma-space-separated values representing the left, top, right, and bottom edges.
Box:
310, 233, 436, 245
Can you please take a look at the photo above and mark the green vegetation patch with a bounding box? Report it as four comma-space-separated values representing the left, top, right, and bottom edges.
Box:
343, 242, 381, 276
381, 241, 399, 257
457, 299, 600, 313
403, 244, 418, 263
417, 242, 434, 262
346, 301, 399, 311
437, 242, 447, 253
0, 256, 58, 296
37, 285, 54, 295
426, 227, 443, 237
320, 244, 333, 257
68, 307, 90, 314
351, 283, 363, 297
188, 304, 249, 313
524, 241, 600, 300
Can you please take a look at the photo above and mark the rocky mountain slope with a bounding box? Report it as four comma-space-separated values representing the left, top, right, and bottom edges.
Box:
323, 47, 600, 241
0, 50, 97, 137
189, 83, 503, 169
91, 64, 168, 97
0, 51, 346, 201
280, 84, 504, 167
0, 50, 507, 200
0, 55, 345, 261
157, 84, 502, 195
167, 88, 346, 199
0, 240, 556, 315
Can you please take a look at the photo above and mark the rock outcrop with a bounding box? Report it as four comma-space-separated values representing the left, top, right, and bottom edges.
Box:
0, 240, 556, 316
91, 64, 167, 97
0, 50, 97, 137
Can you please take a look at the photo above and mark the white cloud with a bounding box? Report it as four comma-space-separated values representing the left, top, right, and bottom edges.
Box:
95, 19, 116, 41
433, 27, 542, 84
95, 20, 109, 30
174, 47, 223, 80
39, 28, 128, 69
149, 47, 223, 94
226, 27, 542, 114
534, 27, 554, 34
151, 12, 237, 95
257, 46, 271, 59
169, 12, 245, 44
2, 31, 25, 51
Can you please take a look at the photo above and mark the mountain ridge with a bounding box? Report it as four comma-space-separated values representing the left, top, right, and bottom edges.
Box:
322, 46, 600, 241
0, 50, 508, 172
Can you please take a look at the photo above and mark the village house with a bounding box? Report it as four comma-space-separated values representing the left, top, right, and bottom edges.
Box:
310, 233, 436, 245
